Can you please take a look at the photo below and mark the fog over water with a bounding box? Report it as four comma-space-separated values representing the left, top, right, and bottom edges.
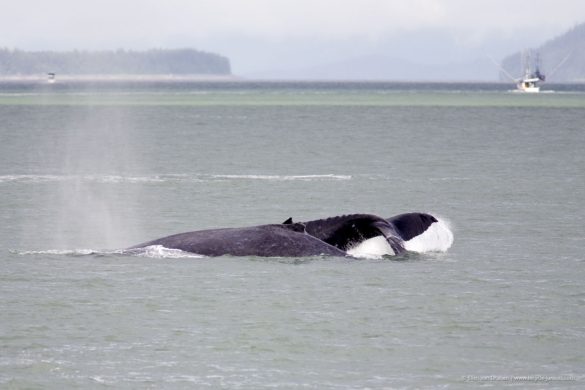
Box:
1, 0, 583, 78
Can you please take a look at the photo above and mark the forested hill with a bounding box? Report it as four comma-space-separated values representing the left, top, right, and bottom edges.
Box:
501, 23, 585, 82
0, 48, 231, 76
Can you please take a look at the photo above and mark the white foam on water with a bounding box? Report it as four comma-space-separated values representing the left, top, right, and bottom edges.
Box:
403, 217, 454, 253
13, 246, 204, 259
346, 236, 395, 259
13, 249, 101, 256
208, 174, 351, 181
0, 174, 69, 183
125, 245, 205, 259
90, 376, 113, 385
0, 173, 350, 183
0, 174, 171, 184
92, 175, 165, 183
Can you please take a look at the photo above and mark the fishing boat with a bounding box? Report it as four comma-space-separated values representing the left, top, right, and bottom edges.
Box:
516, 51, 545, 93
47, 73, 56, 84
490, 50, 570, 93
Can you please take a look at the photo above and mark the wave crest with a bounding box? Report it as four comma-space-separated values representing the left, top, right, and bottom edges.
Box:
124, 245, 205, 258
12, 246, 204, 259
0, 173, 351, 184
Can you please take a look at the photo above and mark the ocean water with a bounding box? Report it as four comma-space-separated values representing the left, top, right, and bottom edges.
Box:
1, 81, 584, 388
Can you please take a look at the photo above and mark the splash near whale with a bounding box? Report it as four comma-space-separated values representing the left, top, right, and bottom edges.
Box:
130, 213, 453, 258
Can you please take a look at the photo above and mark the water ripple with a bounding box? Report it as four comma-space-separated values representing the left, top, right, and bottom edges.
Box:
0, 173, 351, 184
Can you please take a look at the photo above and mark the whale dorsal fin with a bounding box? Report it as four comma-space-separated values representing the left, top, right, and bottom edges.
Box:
282, 217, 293, 224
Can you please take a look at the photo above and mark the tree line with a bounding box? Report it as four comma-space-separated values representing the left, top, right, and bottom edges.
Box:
501, 23, 585, 82
0, 48, 231, 75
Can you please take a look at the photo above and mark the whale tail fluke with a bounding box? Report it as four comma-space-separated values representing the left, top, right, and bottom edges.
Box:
387, 213, 437, 241
387, 213, 453, 253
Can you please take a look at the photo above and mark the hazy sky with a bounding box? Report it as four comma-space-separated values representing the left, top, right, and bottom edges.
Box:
2, 0, 583, 76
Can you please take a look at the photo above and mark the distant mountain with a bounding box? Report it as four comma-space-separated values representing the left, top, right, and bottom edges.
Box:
501, 23, 585, 82
0, 48, 231, 75
252, 55, 495, 81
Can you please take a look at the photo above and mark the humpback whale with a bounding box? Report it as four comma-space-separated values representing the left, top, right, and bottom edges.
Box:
130, 212, 453, 258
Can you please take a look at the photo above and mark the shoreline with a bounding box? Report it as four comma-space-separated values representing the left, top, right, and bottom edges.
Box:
0, 74, 239, 82
1, 75, 583, 85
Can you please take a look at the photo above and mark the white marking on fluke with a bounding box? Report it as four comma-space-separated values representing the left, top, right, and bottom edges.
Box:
346, 236, 395, 259
403, 218, 453, 253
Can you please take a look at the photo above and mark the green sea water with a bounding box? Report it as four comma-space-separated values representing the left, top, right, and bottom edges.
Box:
2, 84, 585, 107
1, 81, 584, 389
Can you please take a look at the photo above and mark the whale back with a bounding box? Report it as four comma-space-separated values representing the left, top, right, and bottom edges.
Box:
130, 224, 346, 257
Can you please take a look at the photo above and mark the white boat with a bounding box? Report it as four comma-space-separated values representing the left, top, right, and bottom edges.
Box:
517, 76, 542, 93
47, 73, 56, 83
490, 50, 570, 93
516, 51, 545, 93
